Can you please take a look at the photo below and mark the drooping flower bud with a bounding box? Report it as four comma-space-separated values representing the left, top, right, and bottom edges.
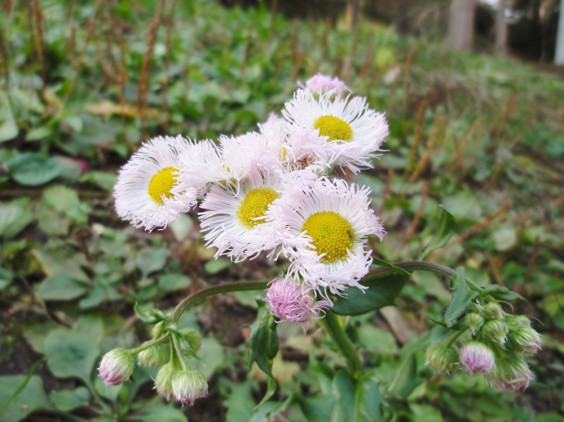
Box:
138, 341, 169, 368
480, 319, 509, 346
180, 328, 202, 352
155, 362, 176, 400
171, 369, 208, 406
482, 302, 504, 320
464, 312, 485, 336
266, 278, 332, 325
299, 73, 350, 96
506, 315, 532, 329
460, 341, 495, 375
425, 342, 459, 374
506, 326, 542, 355
97, 348, 134, 386
487, 353, 534, 391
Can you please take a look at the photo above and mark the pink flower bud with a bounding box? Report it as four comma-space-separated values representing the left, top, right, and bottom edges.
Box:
299, 73, 350, 96
171, 369, 208, 406
460, 341, 495, 375
266, 278, 332, 325
97, 348, 134, 386
487, 353, 534, 391
154, 362, 175, 400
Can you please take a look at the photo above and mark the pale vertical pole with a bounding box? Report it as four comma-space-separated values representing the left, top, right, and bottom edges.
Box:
447, 0, 476, 51
495, 0, 507, 56
556, 0, 564, 65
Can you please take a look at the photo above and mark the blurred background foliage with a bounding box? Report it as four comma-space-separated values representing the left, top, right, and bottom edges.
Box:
0, 0, 563, 421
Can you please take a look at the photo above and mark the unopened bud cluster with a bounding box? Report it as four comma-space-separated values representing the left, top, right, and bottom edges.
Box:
97, 326, 207, 406
426, 301, 541, 392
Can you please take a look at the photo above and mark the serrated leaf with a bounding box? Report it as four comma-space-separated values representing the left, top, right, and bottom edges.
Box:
6, 153, 60, 186
44, 329, 100, 384
331, 272, 410, 315
482, 285, 525, 302
419, 207, 455, 260
444, 267, 478, 327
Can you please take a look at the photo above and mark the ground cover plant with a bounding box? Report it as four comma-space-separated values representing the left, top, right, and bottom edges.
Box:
1, 1, 563, 421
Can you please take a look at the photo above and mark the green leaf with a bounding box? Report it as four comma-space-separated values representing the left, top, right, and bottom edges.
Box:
0, 375, 53, 422
481, 285, 525, 302
204, 258, 231, 275
44, 329, 100, 384
6, 153, 60, 186
354, 374, 383, 422
331, 272, 410, 315
0, 93, 18, 143
50, 387, 89, 412
418, 207, 455, 260
0, 266, 14, 290
32, 248, 89, 283
300, 394, 336, 422
249, 300, 279, 377
138, 404, 188, 422
0, 198, 34, 239
73, 316, 105, 345
133, 303, 166, 324
371, 258, 412, 277
444, 267, 478, 327
43, 185, 89, 224
330, 371, 355, 422
136, 248, 170, 276
79, 171, 117, 192
224, 383, 255, 422
158, 274, 191, 293
35, 275, 88, 301
387, 354, 421, 399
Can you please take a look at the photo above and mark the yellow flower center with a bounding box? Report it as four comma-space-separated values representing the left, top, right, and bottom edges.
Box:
302, 211, 354, 263
148, 167, 178, 205
313, 115, 353, 142
236, 188, 279, 228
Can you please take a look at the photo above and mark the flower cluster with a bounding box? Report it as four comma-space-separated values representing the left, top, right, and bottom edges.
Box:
426, 302, 541, 391
113, 74, 389, 324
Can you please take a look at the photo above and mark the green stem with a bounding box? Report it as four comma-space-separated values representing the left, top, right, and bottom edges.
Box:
171, 280, 268, 325
321, 311, 363, 378
444, 328, 468, 347
171, 335, 189, 371
128, 334, 169, 355
368, 261, 482, 291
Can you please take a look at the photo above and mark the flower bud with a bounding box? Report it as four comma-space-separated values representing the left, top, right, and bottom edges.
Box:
482, 302, 504, 320
180, 328, 202, 352
171, 369, 208, 406
464, 312, 484, 336
138, 341, 169, 367
479, 319, 509, 346
266, 278, 332, 325
151, 321, 166, 338
97, 348, 134, 386
487, 353, 533, 391
300, 73, 350, 96
155, 362, 176, 401
425, 342, 459, 374
506, 326, 542, 355
460, 341, 495, 375
506, 315, 531, 329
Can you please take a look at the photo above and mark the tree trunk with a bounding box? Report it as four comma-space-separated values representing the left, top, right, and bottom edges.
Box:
556, 0, 564, 65
495, 0, 507, 56
447, 0, 476, 51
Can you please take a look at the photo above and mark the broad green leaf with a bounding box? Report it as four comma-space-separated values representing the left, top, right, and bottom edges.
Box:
44, 329, 100, 384
94, 377, 122, 402
331, 272, 410, 315
35, 275, 88, 301
250, 394, 293, 422
0, 93, 18, 142
43, 185, 89, 224
73, 315, 105, 345
32, 248, 89, 283
6, 153, 60, 186
418, 207, 455, 260
50, 387, 89, 412
387, 354, 421, 399
330, 371, 355, 422
300, 394, 336, 422
37, 209, 70, 235
204, 258, 231, 275
197, 337, 226, 379
0, 198, 34, 239
0, 266, 14, 290
491, 225, 517, 252
371, 258, 412, 277
444, 267, 478, 327
225, 383, 255, 422
25, 126, 52, 141
249, 300, 279, 377
0, 375, 53, 422
354, 374, 383, 422
136, 248, 170, 276
79, 171, 117, 192
138, 404, 188, 422
23, 322, 59, 354
158, 274, 191, 293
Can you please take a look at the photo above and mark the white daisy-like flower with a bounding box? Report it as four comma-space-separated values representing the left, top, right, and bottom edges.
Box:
199, 167, 317, 262
282, 89, 389, 173
216, 131, 283, 185
113, 135, 200, 231
267, 177, 386, 296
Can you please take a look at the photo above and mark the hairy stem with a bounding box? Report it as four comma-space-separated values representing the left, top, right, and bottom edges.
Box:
321, 311, 363, 378
128, 334, 169, 355
170, 281, 269, 325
